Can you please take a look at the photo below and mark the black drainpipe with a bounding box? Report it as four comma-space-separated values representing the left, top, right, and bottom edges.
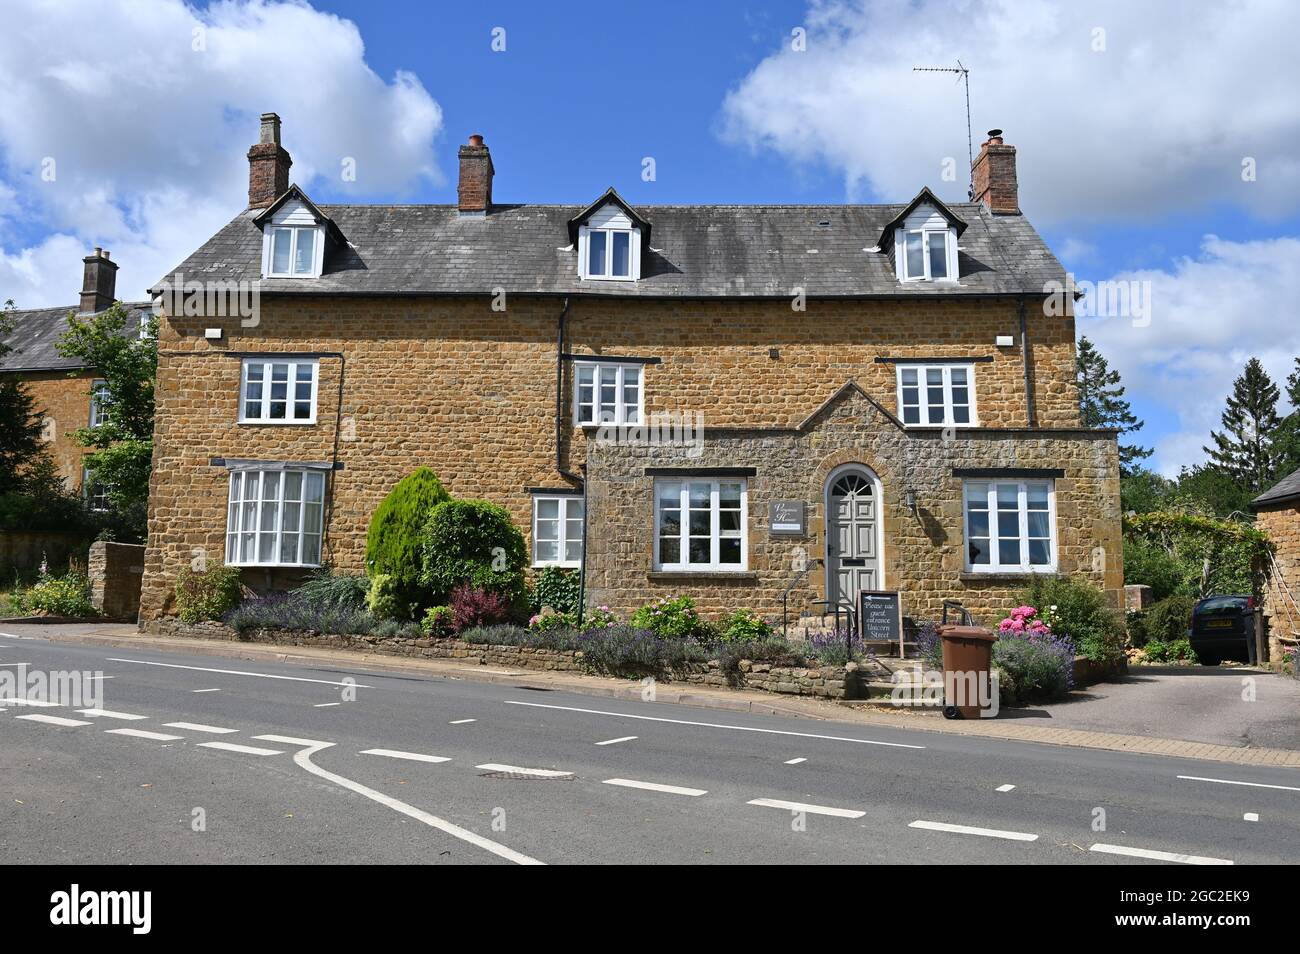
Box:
555, 297, 582, 483
1018, 296, 1037, 427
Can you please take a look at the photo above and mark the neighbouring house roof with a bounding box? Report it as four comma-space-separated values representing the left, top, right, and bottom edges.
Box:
152, 198, 1066, 299
0, 302, 150, 373
1252, 468, 1300, 510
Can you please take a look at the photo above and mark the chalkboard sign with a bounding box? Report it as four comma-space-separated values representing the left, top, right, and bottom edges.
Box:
859, 590, 904, 657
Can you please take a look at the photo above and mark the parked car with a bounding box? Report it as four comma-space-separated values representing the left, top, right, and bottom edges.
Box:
1189, 595, 1256, 665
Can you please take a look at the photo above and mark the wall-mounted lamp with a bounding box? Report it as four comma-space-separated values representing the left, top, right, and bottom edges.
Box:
905, 488, 918, 514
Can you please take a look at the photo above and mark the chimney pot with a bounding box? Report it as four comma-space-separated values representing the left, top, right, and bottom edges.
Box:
247, 112, 292, 209
457, 134, 494, 214
972, 126, 1018, 214
80, 247, 119, 314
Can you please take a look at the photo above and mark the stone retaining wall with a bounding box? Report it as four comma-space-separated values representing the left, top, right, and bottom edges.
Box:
141, 619, 861, 699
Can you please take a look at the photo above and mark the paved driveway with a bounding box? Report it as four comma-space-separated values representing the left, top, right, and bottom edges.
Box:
1008, 665, 1300, 751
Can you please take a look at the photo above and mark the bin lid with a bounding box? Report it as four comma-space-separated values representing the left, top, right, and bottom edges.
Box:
937, 624, 997, 642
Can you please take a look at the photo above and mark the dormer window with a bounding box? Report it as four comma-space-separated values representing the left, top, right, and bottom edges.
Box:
902, 229, 953, 281
267, 226, 320, 277
570, 188, 650, 283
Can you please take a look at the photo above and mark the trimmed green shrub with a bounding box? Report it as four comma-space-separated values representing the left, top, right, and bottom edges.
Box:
419, 499, 527, 606
421, 605, 453, 637
175, 564, 243, 623
1020, 575, 1126, 663
365, 468, 450, 616
629, 596, 710, 640
365, 572, 404, 621
719, 609, 774, 643
1143, 637, 1198, 663
530, 566, 580, 614
1140, 594, 1196, 646
22, 572, 94, 617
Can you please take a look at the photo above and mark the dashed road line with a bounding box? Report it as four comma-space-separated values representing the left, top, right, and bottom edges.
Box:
1089, 843, 1232, 865
198, 741, 283, 757
476, 763, 574, 778
192, 688, 221, 693
314, 702, 340, 708
909, 820, 1038, 842
15, 714, 91, 727
105, 728, 184, 741
290, 742, 544, 865
164, 722, 238, 735
1244, 812, 1259, 822
0, 698, 62, 707
595, 736, 637, 746
748, 798, 865, 819
1177, 774, 1300, 793
450, 719, 476, 724
603, 778, 707, 796
361, 748, 452, 764
504, 700, 925, 749
784, 757, 807, 765
107, 658, 372, 688
253, 734, 333, 747
996, 784, 1016, 793
76, 708, 148, 721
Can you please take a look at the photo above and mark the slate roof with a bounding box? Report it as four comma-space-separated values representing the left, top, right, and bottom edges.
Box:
153, 195, 1066, 299
1252, 467, 1300, 510
0, 302, 150, 373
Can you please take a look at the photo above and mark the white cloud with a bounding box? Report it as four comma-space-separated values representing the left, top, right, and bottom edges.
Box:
1079, 235, 1300, 476
0, 0, 442, 307
720, 0, 1300, 222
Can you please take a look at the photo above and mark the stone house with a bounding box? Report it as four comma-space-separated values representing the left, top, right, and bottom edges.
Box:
1252, 468, 1300, 663
0, 249, 148, 502
139, 113, 1123, 634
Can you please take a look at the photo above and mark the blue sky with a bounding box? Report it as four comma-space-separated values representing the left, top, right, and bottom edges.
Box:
2, 0, 1298, 476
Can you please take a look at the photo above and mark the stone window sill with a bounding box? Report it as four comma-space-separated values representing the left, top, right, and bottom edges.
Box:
647, 571, 759, 582
959, 571, 1060, 583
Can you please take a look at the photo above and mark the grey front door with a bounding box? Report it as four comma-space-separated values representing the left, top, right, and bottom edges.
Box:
827, 470, 879, 608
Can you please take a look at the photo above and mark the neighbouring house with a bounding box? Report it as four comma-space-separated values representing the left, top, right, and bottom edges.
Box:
138, 113, 1123, 635
1252, 468, 1300, 664
0, 249, 150, 504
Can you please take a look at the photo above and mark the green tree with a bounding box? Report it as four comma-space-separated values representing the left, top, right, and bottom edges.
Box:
365, 467, 451, 616
1120, 466, 1174, 515
55, 302, 158, 540
1271, 356, 1300, 479
1172, 463, 1258, 519
1203, 357, 1281, 495
1076, 336, 1150, 473
0, 300, 50, 494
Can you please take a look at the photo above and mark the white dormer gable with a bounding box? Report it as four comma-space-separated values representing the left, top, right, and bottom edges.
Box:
260, 198, 326, 278
879, 188, 966, 285
578, 201, 641, 281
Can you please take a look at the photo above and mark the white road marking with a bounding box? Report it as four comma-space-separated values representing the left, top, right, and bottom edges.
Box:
15, 714, 91, 727
909, 820, 1038, 841
0, 698, 62, 707
361, 748, 452, 764
595, 736, 637, 746
604, 778, 707, 796
198, 741, 283, 756
253, 734, 333, 747
164, 722, 238, 734
85, 675, 113, 680
291, 741, 543, 865
476, 763, 574, 778
1244, 812, 1259, 822
76, 708, 147, 721
192, 688, 221, 693
105, 728, 184, 741
450, 718, 476, 724
1090, 843, 1232, 865
314, 702, 340, 708
504, 700, 925, 749
784, 757, 807, 765
1177, 774, 1300, 793
107, 658, 372, 688
996, 784, 1016, 792
749, 798, 865, 819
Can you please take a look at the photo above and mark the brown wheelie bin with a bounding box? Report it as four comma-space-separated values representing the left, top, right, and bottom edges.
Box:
937, 624, 998, 719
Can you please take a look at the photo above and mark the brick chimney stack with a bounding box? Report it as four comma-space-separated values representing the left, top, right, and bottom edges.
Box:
80, 247, 118, 314
971, 128, 1019, 214
247, 112, 292, 209
457, 134, 494, 214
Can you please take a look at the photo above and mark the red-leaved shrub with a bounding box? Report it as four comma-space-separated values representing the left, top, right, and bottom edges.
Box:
450, 583, 510, 632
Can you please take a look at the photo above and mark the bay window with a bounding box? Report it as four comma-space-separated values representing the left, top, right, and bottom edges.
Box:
963, 480, 1055, 573
654, 479, 747, 571
225, 469, 326, 567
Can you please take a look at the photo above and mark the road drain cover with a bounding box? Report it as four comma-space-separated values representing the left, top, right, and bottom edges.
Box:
478, 771, 574, 781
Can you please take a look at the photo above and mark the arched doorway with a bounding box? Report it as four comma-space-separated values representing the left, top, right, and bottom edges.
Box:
824, 464, 883, 609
